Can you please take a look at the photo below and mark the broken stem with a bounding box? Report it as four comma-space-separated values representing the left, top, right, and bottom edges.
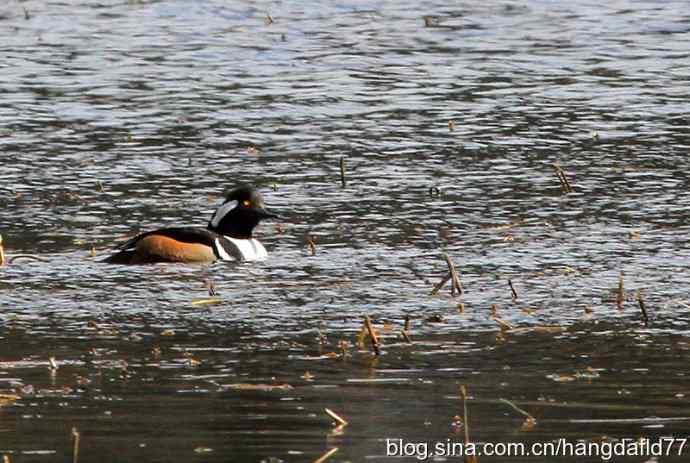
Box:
553, 164, 573, 193
313, 447, 339, 463
637, 290, 649, 327
499, 398, 536, 421
617, 272, 625, 310
442, 254, 463, 296
324, 408, 348, 427
430, 272, 451, 295
339, 157, 346, 188
508, 279, 518, 300
364, 315, 380, 355
72, 427, 80, 463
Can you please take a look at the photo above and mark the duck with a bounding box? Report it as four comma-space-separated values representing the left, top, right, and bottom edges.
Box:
104, 185, 276, 264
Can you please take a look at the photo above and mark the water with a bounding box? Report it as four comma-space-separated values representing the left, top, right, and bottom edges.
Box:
1, 0, 690, 461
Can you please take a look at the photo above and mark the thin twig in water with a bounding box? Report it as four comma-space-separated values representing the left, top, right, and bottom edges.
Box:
508, 279, 518, 300
9, 255, 49, 263
430, 272, 451, 295
460, 386, 477, 463
313, 447, 339, 463
206, 280, 218, 296
400, 329, 412, 343
364, 315, 380, 355
404, 315, 411, 332
339, 157, 346, 188
0, 234, 4, 265
637, 290, 649, 327
72, 427, 80, 463
493, 316, 514, 332
617, 272, 625, 310
499, 398, 536, 421
552, 164, 573, 193
306, 234, 316, 256
324, 408, 348, 426
442, 254, 463, 296
500, 397, 537, 430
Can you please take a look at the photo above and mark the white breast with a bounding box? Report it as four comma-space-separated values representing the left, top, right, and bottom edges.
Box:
215, 236, 268, 262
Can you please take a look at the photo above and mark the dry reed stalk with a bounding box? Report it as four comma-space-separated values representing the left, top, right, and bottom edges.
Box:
637, 290, 649, 327
364, 316, 380, 355
430, 272, 451, 295
499, 398, 537, 430
493, 317, 514, 332
72, 427, 80, 463
306, 234, 316, 256
0, 235, 4, 265
460, 386, 478, 463
313, 447, 339, 463
552, 164, 573, 193
508, 279, 518, 299
617, 272, 624, 310
324, 408, 348, 426
339, 157, 346, 188
442, 254, 463, 296
400, 329, 412, 343
499, 398, 536, 422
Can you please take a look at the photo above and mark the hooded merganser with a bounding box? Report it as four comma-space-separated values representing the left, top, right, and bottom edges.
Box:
104, 185, 276, 265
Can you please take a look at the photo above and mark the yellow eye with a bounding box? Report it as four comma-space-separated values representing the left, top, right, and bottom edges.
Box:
242, 200, 251, 207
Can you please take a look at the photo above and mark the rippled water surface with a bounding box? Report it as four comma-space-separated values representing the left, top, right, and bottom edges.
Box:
2, 0, 690, 462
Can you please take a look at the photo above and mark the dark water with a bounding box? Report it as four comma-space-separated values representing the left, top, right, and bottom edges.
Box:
2, 0, 690, 461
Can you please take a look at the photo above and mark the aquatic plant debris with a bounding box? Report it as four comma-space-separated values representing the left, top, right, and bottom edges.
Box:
363, 315, 381, 355
552, 164, 573, 193
499, 398, 537, 431
72, 427, 80, 463
431, 254, 463, 296
324, 408, 348, 427
313, 447, 339, 463
339, 156, 346, 188
224, 383, 293, 391
637, 290, 649, 327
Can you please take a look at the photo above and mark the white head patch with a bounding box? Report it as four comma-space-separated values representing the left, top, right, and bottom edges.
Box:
211, 200, 238, 228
